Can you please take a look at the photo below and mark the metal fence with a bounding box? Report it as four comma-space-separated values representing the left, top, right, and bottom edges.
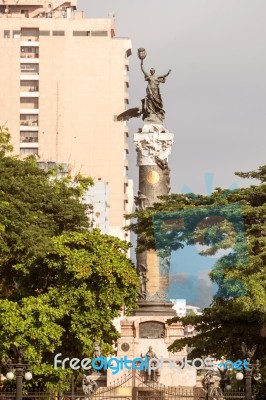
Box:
0, 380, 246, 400
224, 390, 245, 400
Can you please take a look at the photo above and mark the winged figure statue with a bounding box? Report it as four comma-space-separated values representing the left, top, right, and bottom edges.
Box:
241, 342, 258, 361
116, 107, 142, 121
116, 48, 171, 125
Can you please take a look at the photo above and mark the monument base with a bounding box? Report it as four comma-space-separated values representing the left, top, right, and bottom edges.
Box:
132, 301, 176, 316
107, 315, 196, 387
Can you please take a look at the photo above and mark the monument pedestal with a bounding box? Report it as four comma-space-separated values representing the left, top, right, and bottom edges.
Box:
132, 301, 176, 316
107, 124, 196, 387
107, 315, 196, 387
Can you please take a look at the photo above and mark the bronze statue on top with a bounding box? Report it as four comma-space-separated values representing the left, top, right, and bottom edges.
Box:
116, 48, 171, 125
140, 49, 171, 124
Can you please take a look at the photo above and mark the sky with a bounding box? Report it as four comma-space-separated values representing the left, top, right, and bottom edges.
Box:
78, 0, 266, 195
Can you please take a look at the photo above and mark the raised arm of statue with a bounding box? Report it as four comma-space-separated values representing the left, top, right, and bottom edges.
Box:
159, 69, 171, 79
140, 61, 149, 78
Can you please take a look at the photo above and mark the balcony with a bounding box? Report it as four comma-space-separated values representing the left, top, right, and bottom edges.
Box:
20, 95, 38, 109
20, 114, 39, 128
20, 91, 39, 97
20, 121, 38, 127
21, 63, 39, 72
20, 75, 39, 80
20, 55, 39, 63
20, 109, 39, 114
20, 125, 38, 131
20, 82, 39, 94
20, 133, 38, 143
20, 142, 38, 148
20, 40, 39, 46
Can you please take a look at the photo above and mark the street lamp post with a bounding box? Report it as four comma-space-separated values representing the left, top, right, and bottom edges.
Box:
240, 342, 261, 400
237, 359, 261, 400
6, 346, 32, 400
217, 348, 261, 399
245, 368, 252, 400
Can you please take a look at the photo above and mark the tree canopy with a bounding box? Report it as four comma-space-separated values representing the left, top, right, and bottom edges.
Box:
127, 165, 266, 392
0, 126, 139, 387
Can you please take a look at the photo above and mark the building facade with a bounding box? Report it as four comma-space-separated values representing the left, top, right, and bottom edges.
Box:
0, 0, 132, 239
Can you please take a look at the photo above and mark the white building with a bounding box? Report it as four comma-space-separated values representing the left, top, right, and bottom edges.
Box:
0, 0, 132, 241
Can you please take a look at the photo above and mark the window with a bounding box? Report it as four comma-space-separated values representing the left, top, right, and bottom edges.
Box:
21, 10, 29, 18
20, 148, 38, 155
21, 28, 38, 37
21, 47, 38, 53
52, 31, 65, 36
20, 81, 39, 92
39, 30, 50, 36
20, 132, 38, 143
4, 30, 10, 39
91, 31, 108, 37
20, 46, 39, 59
13, 30, 21, 39
20, 115, 38, 126
20, 98, 38, 109
73, 31, 90, 36
20, 64, 39, 74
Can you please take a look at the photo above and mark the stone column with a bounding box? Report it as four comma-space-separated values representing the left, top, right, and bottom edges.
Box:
133, 125, 175, 316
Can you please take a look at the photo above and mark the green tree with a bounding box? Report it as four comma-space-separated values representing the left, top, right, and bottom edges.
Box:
0, 126, 139, 387
127, 165, 266, 392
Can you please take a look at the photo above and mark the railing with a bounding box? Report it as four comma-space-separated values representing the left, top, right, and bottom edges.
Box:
0, 389, 248, 400
21, 36, 39, 41
20, 121, 38, 126
0, 381, 248, 400
21, 54, 39, 58
0, 388, 53, 400
51, 0, 77, 11
22, 87, 39, 92
20, 137, 38, 143
0, 0, 44, 5
224, 390, 245, 400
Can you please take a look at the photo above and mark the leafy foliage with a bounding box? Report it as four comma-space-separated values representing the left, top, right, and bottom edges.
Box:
0, 126, 139, 388
127, 165, 266, 390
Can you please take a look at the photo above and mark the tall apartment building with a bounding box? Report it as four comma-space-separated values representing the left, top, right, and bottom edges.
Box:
0, 0, 132, 239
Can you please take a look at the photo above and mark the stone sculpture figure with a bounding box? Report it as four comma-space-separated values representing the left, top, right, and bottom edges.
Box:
92, 342, 106, 374
202, 371, 224, 400
82, 374, 97, 399
138, 263, 148, 300
93, 342, 102, 359
139, 271, 148, 300
144, 346, 160, 381
208, 385, 224, 400
134, 191, 148, 210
